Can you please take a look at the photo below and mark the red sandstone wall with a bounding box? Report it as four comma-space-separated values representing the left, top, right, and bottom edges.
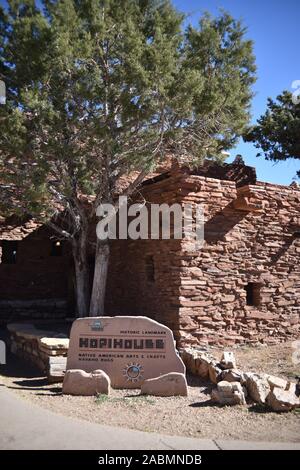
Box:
106, 172, 300, 347
106, 173, 185, 334
106, 238, 182, 333
178, 177, 300, 347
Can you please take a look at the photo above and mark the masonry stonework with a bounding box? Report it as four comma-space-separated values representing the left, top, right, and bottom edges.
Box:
106, 167, 300, 347
178, 176, 300, 347
1, 163, 299, 348
0, 223, 72, 319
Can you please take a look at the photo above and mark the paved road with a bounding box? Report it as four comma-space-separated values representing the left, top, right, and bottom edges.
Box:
0, 387, 299, 450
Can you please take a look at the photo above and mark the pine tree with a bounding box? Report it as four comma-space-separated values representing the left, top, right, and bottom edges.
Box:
244, 91, 300, 178
0, 1, 256, 316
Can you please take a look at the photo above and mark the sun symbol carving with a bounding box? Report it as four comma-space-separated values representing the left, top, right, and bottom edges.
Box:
122, 362, 144, 383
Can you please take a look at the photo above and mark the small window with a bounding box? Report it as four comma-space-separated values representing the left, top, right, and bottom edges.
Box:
293, 231, 300, 239
245, 282, 261, 307
145, 255, 155, 282
50, 240, 63, 257
0, 240, 18, 264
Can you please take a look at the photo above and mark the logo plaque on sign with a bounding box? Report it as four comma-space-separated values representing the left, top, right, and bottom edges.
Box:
90, 320, 104, 331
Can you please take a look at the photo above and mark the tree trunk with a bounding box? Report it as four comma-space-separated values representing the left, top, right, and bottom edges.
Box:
72, 233, 90, 317
89, 240, 110, 317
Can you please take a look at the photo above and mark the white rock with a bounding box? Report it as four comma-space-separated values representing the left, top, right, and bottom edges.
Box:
266, 374, 288, 391
220, 351, 236, 369
211, 381, 246, 405
267, 387, 300, 412
244, 373, 271, 404
217, 381, 233, 393
219, 369, 245, 383
286, 381, 298, 395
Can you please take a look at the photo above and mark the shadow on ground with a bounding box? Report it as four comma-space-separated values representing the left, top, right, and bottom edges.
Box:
0, 326, 63, 394
0, 326, 213, 401
0, 339, 62, 395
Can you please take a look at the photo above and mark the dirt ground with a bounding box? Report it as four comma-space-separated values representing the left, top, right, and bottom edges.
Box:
214, 342, 300, 381
0, 341, 299, 443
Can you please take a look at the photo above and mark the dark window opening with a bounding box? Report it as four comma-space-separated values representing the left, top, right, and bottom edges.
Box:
0, 240, 18, 264
50, 240, 63, 256
293, 231, 300, 239
245, 282, 261, 307
145, 255, 155, 282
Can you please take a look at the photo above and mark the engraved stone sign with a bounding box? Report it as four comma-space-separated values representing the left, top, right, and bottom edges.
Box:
66, 316, 185, 388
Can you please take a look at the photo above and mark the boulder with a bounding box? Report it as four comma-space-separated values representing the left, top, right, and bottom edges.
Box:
208, 362, 223, 384
266, 374, 288, 391
211, 381, 246, 406
62, 369, 111, 396
244, 373, 271, 404
217, 380, 234, 393
267, 386, 300, 412
220, 351, 236, 370
219, 368, 245, 383
141, 372, 188, 397
286, 381, 299, 395
180, 348, 197, 373
194, 354, 214, 378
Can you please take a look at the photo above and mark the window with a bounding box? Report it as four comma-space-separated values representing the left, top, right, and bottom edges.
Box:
245, 282, 261, 307
50, 240, 63, 257
0, 240, 18, 264
145, 255, 155, 282
293, 231, 300, 239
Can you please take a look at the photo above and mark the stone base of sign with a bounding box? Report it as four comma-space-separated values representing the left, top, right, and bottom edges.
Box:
63, 369, 111, 396
66, 316, 186, 389
141, 372, 188, 397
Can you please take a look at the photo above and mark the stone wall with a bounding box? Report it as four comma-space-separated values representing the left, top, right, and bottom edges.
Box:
8, 323, 68, 382
105, 172, 185, 334
178, 177, 300, 347
106, 169, 300, 347
0, 225, 73, 319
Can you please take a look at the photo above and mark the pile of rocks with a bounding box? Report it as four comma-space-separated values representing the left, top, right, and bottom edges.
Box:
211, 381, 246, 406
8, 323, 68, 382
180, 347, 300, 412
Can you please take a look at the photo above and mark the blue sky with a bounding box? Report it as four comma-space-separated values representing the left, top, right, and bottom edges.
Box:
173, 0, 300, 184
1, 0, 299, 184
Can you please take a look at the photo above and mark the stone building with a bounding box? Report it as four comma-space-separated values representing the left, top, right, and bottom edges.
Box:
1, 161, 300, 347
0, 217, 74, 320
